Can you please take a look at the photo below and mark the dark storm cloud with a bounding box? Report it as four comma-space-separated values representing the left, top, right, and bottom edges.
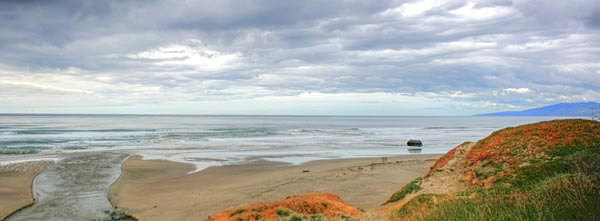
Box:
0, 0, 599, 112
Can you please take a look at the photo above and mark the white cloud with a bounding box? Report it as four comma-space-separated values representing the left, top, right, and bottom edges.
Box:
450, 2, 515, 21
502, 88, 532, 94
0, 0, 599, 115
126, 39, 244, 72
385, 0, 448, 17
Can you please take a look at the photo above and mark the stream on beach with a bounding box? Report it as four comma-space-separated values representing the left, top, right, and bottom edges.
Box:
6, 152, 127, 221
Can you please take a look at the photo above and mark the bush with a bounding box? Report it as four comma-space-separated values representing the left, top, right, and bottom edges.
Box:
289, 215, 303, 221
276, 209, 290, 217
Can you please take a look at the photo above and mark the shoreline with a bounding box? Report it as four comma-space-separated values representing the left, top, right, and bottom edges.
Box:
109, 154, 441, 221
0, 148, 445, 174
0, 158, 59, 167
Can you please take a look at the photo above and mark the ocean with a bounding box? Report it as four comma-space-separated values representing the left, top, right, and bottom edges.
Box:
0, 114, 574, 170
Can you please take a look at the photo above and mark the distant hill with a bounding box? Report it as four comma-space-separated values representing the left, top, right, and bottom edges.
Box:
475, 102, 600, 116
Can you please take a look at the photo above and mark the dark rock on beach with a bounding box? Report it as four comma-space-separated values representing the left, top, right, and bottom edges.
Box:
407, 139, 423, 147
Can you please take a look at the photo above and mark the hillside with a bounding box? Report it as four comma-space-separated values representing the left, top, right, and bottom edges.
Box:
475, 102, 600, 116
386, 119, 600, 220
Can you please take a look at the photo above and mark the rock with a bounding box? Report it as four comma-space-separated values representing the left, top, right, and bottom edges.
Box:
407, 139, 423, 146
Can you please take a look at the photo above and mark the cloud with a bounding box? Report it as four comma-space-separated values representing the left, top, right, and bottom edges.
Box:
502, 88, 532, 94
125, 39, 244, 72
0, 0, 599, 114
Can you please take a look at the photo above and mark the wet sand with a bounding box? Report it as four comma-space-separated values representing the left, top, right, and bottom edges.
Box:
0, 160, 53, 220
109, 154, 441, 221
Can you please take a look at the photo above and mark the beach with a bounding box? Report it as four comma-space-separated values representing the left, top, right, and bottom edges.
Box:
0, 115, 568, 220
109, 154, 441, 221
0, 160, 53, 220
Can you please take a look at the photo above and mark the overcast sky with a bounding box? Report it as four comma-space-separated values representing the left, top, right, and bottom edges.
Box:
1, 0, 599, 115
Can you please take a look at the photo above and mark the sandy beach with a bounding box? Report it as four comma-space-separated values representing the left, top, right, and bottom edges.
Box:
109, 154, 441, 221
0, 161, 53, 220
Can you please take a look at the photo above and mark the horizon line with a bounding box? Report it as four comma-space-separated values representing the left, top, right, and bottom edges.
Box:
0, 113, 586, 118
0, 113, 476, 117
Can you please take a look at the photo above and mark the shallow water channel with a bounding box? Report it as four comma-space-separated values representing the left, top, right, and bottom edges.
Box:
7, 152, 127, 221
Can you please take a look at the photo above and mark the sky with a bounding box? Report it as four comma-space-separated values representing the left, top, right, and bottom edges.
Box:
0, 0, 599, 115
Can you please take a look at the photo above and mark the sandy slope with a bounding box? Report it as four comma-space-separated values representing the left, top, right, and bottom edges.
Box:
109, 154, 440, 221
0, 161, 53, 220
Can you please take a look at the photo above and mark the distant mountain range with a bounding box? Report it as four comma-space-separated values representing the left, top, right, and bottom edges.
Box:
475, 102, 600, 116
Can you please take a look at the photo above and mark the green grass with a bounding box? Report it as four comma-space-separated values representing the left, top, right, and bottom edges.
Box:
289, 215, 303, 221
310, 214, 324, 221
392, 194, 438, 218
400, 175, 599, 221
511, 141, 600, 188
392, 141, 600, 221
277, 209, 290, 217
385, 177, 423, 204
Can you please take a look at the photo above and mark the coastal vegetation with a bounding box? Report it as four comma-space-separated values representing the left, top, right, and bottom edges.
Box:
205, 193, 360, 221
384, 177, 422, 204
389, 119, 600, 220
392, 141, 600, 220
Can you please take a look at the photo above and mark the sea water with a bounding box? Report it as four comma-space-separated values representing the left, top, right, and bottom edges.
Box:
0, 114, 575, 170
